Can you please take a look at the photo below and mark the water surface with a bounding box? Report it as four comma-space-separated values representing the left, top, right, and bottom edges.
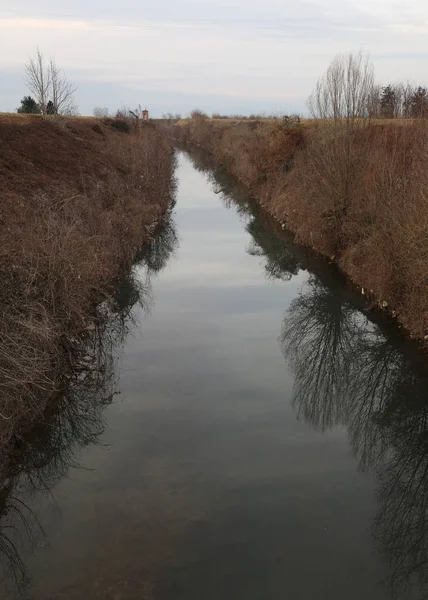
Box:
1, 151, 428, 600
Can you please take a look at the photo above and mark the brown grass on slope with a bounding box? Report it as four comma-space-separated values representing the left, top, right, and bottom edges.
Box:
0, 116, 176, 456
173, 118, 427, 344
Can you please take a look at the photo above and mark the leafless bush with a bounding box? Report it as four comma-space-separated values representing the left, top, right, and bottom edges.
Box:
190, 108, 208, 120
113, 106, 141, 131
282, 114, 301, 127
93, 107, 109, 118
340, 122, 428, 334
114, 106, 136, 121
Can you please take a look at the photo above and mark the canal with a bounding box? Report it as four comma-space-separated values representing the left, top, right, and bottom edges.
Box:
1, 151, 428, 599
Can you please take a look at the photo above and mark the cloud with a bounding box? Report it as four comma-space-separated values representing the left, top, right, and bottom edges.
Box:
2, 0, 428, 116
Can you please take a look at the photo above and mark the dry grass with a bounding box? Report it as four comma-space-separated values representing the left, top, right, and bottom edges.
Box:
174, 117, 428, 344
175, 117, 415, 128
0, 117, 176, 456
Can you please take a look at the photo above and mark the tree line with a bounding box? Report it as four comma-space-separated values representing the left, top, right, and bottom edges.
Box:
308, 51, 428, 121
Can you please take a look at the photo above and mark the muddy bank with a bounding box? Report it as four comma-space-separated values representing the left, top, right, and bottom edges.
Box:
0, 115, 176, 461
171, 118, 427, 347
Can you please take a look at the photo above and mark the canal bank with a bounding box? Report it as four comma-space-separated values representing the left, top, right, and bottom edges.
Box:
172, 118, 428, 348
0, 116, 176, 467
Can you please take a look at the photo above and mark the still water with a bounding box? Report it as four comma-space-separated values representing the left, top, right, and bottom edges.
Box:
1, 151, 428, 599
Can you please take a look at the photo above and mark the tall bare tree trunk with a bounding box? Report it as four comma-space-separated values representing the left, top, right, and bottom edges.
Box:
25, 48, 50, 116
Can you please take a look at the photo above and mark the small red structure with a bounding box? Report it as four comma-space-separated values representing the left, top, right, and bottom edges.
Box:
142, 109, 149, 121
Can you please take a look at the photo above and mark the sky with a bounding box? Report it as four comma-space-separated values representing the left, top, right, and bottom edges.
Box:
1, 0, 428, 117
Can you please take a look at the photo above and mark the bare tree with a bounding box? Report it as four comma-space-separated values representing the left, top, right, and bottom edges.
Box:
49, 58, 77, 115
391, 83, 404, 118
64, 102, 79, 117
24, 48, 50, 115
24, 49, 77, 117
93, 107, 110, 118
402, 82, 416, 118
366, 84, 382, 119
308, 51, 375, 123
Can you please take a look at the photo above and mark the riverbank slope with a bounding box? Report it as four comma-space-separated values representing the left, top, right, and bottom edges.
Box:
0, 115, 176, 457
173, 118, 427, 346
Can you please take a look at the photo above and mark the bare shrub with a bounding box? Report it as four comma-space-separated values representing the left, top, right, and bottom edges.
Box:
115, 106, 129, 119
340, 122, 428, 333
93, 107, 109, 118
104, 118, 130, 133
282, 114, 301, 127
289, 123, 370, 252
190, 108, 208, 120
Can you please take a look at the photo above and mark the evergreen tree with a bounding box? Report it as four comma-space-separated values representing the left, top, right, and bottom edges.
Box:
16, 95, 40, 114
380, 85, 397, 118
409, 87, 428, 118
46, 100, 56, 115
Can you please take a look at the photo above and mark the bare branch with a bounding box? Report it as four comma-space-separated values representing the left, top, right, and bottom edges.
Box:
49, 58, 78, 116
24, 48, 50, 116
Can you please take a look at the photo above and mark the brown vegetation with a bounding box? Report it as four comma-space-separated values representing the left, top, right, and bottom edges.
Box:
172, 116, 428, 345
0, 115, 176, 458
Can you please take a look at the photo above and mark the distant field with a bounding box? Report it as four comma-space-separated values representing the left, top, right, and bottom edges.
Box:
176, 117, 313, 126
177, 117, 416, 127
0, 112, 417, 128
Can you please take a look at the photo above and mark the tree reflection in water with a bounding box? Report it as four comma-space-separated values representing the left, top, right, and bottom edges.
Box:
0, 213, 178, 594
282, 277, 428, 598
186, 147, 428, 599
282, 277, 359, 432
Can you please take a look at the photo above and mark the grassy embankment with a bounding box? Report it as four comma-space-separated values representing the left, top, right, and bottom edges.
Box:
0, 114, 176, 457
173, 117, 427, 345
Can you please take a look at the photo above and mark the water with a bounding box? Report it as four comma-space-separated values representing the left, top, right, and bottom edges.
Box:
1, 151, 428, 599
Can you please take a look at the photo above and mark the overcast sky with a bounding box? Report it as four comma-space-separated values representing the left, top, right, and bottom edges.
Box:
1, 0, 428, 116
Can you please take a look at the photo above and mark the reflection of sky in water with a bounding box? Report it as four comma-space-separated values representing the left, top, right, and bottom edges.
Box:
4, 153, 427, 599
